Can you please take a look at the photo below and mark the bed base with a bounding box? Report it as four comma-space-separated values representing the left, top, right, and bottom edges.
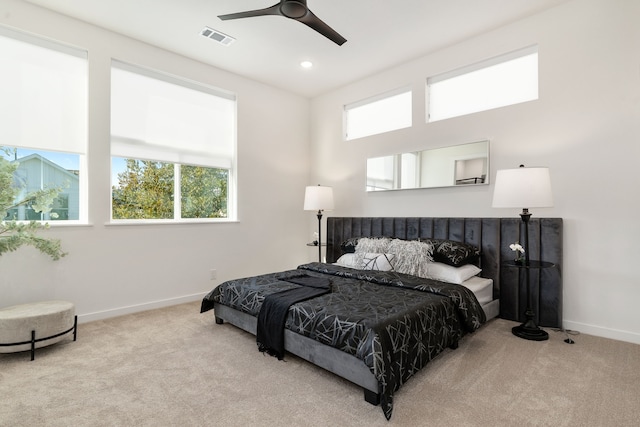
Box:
213, 300, 499, 406
213, 302, 381, 404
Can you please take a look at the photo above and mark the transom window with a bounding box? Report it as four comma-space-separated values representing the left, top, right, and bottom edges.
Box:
344, 88, 412, 140
110, 61, 236, 222
427, 46, 538, 122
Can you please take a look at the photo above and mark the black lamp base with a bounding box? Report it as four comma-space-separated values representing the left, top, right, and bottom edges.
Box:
512, 322, 549, 341
512, 208, 549, 342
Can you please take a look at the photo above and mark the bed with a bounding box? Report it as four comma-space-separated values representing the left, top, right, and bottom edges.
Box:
201, 216, 562, 420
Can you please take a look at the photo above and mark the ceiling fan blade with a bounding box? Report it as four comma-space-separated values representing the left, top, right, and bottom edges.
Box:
299, 10, 347, 46
219, 1, 347, 46
218, 4, 282, 21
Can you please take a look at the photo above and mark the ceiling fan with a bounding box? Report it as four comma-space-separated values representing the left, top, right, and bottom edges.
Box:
218, 0, 347, 46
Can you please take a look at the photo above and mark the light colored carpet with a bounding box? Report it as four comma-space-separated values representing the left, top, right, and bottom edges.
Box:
1, 301, 639, 427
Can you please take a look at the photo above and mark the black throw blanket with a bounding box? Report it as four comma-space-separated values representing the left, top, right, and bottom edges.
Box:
256, 275, 331, 360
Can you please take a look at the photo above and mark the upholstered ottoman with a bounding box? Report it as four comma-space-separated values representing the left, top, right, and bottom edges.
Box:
0, 300, 77, 360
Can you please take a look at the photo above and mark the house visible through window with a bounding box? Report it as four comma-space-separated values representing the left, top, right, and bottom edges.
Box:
110, 61, 236, 221
1, 149, 80, 221
427, 46, 538, 122
0, 28, 87, 223
345, 88, 412, 140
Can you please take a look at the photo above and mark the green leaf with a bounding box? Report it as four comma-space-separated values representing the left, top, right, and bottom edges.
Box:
0, 148, 67, 260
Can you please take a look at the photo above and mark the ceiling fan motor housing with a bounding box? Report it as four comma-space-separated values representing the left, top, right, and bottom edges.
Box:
281, 1, 308, 19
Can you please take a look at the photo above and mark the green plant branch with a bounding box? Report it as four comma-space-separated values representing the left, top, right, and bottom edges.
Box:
0, 221, 67, 260
1, 147, 67, 260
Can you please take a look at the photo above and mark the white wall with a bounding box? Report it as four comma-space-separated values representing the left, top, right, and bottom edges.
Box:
0, 0, 311, 321
2, 0, 639, 345
310, 0, 640, 344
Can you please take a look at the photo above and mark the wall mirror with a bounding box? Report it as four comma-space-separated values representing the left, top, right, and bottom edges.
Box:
366, 140, 489, 191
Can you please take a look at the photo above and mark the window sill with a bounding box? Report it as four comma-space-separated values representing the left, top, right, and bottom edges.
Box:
106, 219, 239, 226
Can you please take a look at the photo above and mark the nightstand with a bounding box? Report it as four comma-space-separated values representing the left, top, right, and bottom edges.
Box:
504, 260, 556, 341
306, 242, 326, 263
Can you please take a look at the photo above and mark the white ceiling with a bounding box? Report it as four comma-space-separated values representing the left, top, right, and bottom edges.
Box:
25, 0, 569, 98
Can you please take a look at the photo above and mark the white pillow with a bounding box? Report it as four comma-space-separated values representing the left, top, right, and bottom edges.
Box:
426, 262, 481, 284
361, 253, 396, 271
335, 253, 358, 268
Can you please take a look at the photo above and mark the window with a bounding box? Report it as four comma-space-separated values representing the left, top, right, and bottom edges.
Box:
110, 61, 236, 221
427, 46, 538, 122
1, 148, 80, 221
0, 28, 87, 223
345, 88, 412, 140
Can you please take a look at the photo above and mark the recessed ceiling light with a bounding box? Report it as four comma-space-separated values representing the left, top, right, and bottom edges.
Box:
200, 27, 235, 46
300, 61, 313, 69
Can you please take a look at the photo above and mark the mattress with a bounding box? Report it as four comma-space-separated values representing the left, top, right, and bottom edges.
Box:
460, 276, 493, 306
335, 255, 494, 306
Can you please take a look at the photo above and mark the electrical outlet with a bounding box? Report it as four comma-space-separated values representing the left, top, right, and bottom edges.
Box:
210, 269, 217, 280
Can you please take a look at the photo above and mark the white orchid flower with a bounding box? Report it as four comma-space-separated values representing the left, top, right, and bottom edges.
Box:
509, 243, 525, 253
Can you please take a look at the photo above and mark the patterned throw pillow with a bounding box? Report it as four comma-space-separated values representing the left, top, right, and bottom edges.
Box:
426, 239, 480, 267
353, 237, 390, 252
354, 237, 392, 267
339, 237, 360, 254
361, 253, 396, 271
387, 239, 433, 278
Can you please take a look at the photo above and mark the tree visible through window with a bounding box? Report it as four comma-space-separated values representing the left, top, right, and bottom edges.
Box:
112, 159, 174, 220
111, 159, 228, 220
181, 165, 228, 219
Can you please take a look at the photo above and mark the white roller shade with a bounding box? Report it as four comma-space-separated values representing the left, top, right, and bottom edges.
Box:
428, 46, 538, 122
0, 28, 87, 154
345, 88, 411, 141
111, 62, 236, 169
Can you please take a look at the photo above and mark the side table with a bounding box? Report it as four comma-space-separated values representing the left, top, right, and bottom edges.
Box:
504, 260, 555, 341
306, 242, 326, 263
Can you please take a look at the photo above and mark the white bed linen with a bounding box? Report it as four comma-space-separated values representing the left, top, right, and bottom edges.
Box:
335, 254, 494, 306
460, 276, 493, 306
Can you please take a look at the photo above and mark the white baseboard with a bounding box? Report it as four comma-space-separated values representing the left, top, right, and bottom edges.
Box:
77, 297, 640, 345
562, 320, 640, 345
77, 292, 208, 324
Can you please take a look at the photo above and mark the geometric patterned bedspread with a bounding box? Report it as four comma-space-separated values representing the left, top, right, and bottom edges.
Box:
201, 262, 486, 420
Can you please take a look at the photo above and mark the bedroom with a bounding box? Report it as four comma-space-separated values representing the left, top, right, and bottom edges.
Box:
0, 0, 638, 420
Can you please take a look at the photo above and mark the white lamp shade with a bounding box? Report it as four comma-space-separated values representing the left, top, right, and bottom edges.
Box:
492, 167, 553, 208
304, 185, 334, 211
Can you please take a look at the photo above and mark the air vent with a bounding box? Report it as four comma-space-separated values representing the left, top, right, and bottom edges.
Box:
200, 27, 235, 46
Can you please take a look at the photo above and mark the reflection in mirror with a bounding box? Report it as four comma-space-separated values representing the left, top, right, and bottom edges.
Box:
366, 140, 489, 191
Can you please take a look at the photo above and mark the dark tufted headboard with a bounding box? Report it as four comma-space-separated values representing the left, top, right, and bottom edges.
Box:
326, 217, 563, 328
